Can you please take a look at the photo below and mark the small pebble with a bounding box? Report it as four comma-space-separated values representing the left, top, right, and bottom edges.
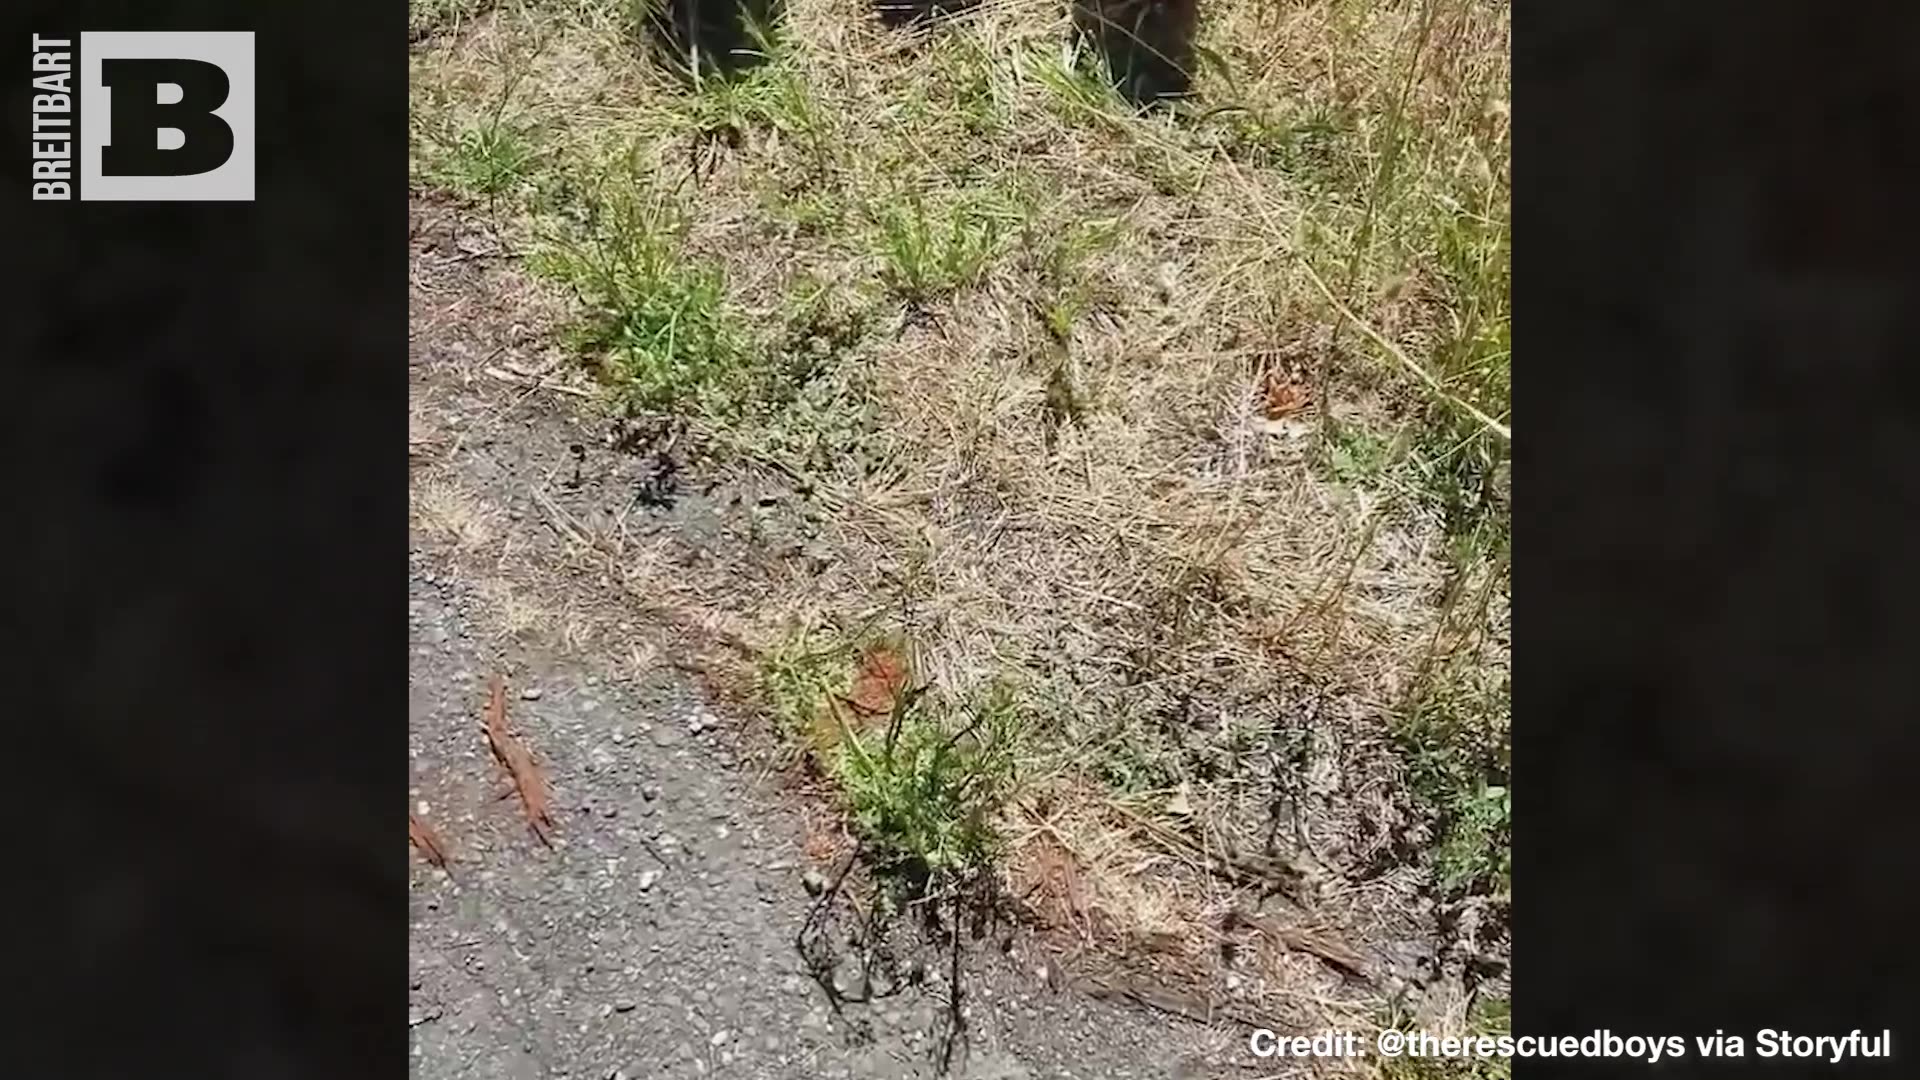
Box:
614, 1000, 636, 1014
831, 958, 869, 1000
801, 869, 827, 896
522, 687, 544, 701
638, 869, 662, 891
710, 1029, 731, 1047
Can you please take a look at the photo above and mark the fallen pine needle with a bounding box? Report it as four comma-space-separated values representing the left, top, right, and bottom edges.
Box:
410, 812, 451, 869
484, 675, 556, 848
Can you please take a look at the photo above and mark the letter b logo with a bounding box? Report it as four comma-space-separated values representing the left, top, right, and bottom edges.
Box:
80, 32, 254, 200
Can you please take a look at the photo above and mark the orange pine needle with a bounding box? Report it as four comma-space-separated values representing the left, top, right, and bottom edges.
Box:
409, 812, 451, 869
483, 675, 556, 848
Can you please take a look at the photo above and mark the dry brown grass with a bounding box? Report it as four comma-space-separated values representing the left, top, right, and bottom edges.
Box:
412, 0, 1511, 1049
412, 476, 503, 552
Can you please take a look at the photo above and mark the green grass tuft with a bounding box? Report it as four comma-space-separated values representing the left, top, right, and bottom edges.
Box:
530, 178, 760, 416
838, 687, 1020, 881
872, 188, 1016, 304
762, 630, 1021, 886
441, 120, 541, 197
1397, 665, 1510, 900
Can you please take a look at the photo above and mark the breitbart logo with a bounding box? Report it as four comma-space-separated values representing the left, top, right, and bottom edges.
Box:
30, 31, 255, 201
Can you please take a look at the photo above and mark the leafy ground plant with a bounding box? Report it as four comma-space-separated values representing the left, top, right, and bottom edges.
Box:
839, 687, 1020, 884
1398, 664, 1511, 900
439, 119, 540, 198
530, 176, 761, 416
872, 188, 1017, 305
764, 632, 1020, 889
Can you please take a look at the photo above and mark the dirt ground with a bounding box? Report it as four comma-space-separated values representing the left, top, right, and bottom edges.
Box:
407, 194, 1312, 1079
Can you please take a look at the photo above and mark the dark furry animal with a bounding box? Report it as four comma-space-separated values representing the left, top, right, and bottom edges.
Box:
642, 0, 785, 79
1071, 0, 1201, 104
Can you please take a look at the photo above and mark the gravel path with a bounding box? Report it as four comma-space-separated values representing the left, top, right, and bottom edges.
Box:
406, 197, 1268, 1080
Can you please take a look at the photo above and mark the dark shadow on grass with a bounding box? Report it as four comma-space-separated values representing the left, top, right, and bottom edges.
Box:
1071, 0, 1200, 106
872, 0, 980, 30
640, 0, 785, 81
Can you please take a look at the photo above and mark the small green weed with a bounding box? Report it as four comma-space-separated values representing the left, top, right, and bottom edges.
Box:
776, 275, 870, 375
1396, 666, 1510, 900
1322, 420, 1399, 487
531, 178, 761, 416
761, 631, 846, 746
839, 687, 1020, 882
1028, 40, 1128, 123
762, 631, 1021, 887
872, 189, 1013, 304
1435, 780, 1509, 896
1021, 211, 1124, 341
680, 56, 831, 154
413, 46, 541, 206
439, 121, 540, 198
737, 280, 888, 476
1087, 723, 1180, 799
